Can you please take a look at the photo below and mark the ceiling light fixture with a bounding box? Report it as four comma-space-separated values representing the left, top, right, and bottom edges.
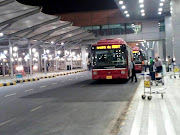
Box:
158, 8, 163, 11
119, 1, 123, 4
141, 13, 145, 16
124, 11, 128, 14
141, 9, 145, 13
160, 0, 165, 2
121, 5, 126, 9
158, 12, 162, 15
159, 3, 163, 6
126, 14, 130, 17
139, 0, 144, 3
140, 4, 144, 8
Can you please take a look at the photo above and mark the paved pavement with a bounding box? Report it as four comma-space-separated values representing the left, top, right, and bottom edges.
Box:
118, 75, 180, 135
0, 71, 140, 135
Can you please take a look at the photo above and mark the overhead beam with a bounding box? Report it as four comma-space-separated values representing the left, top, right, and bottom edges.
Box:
0, 24, 12, 33
56, 41, 72, 50
0, 0, 15, 7
44, 27, 81, 42
66, 40, 82, 50
10, 17, 60, 37
31, 41, 43, 48
22, 29, 35, 38
70, 33, 94, 43
0, 8, 41, 28
29, 22, 72, 40
56, 31, 89, 44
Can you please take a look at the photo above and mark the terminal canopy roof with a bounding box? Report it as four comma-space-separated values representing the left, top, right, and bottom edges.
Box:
0, 0, 95, 49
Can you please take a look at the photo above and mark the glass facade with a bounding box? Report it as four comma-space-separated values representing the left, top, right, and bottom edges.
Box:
83, 22, 142, 36
126, 23, 142, 34
159, 20, 165, 32
83, 21, 164, 36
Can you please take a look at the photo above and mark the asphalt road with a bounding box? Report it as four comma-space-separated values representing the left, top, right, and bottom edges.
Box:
0, 71, 140, 135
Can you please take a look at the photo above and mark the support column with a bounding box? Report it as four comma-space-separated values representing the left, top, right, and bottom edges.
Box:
2, 60, 5, 76
38, 50, 41, 72
171, 0, 180, 65
43, 45, 47, 74
64, 48, 67, 70
28, 41, 33, 76
55, 46, 58, 72
81, 45, 87, 70
165, 16, 173, 59
70, 49, 72, 70
9, 38, 13, 78
157, 40, 164, 61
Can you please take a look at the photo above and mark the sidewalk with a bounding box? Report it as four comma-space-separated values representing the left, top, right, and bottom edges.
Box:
0, 69, 85, 84
118, 75, 180, 135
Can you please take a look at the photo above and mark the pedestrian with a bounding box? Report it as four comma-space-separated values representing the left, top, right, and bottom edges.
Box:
167, 56, 172, 72
154, 57, 162, 73
87, 60, 91, 71
149, 57, 153, 72
130, 58, 137, 82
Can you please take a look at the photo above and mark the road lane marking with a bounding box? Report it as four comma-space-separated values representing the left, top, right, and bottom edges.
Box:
25, 89, 34, 92
30, 106, 43, 112
4, 93, 16, 97
51, 83, 57, 85
0, 118, 16, 126
40, 85, 47, 88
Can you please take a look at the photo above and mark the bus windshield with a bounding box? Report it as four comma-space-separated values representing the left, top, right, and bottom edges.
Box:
92, 49, 127, 69
133, 53, 142, 64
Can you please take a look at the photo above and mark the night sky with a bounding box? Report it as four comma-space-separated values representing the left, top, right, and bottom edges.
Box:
17, 0, 118, 14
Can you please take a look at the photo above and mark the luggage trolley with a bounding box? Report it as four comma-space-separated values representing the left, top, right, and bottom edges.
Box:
169, 65, 180, 79
155, 71, 164, 86
141, 73, 152, 100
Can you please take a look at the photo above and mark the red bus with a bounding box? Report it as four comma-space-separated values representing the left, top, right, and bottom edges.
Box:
92, 38, 133, 80
132, 47, 143, 72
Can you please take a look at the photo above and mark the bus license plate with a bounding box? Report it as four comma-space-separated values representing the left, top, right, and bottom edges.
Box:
106, 76, 112, 79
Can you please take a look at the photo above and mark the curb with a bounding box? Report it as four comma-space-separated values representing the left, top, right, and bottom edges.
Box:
0, 82, 16, 87
0, 69, 88, 87
39, 69, 86, 79
16, 78, 40, 83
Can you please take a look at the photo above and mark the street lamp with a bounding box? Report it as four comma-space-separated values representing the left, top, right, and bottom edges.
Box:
13, 53, 17, 57
34, 52, 39, 57
3, 50, 8, 54
13, 47, 18, 52
32, 48, 36, 53
46, 50, 50, 54
0, 33, 3, 37
57, 51, 61, 55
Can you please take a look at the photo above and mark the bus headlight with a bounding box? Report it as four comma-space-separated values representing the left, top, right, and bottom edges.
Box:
121, 71, 125, 74
93, 72, 97, 75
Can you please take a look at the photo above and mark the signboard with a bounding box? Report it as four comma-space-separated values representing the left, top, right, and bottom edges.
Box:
133, 51, 139, 54
96, 45, 121, 50
16, 73, 23, 79
144, 81, 150, 88
106, 76, 112, 79
174, 68, 179, 72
